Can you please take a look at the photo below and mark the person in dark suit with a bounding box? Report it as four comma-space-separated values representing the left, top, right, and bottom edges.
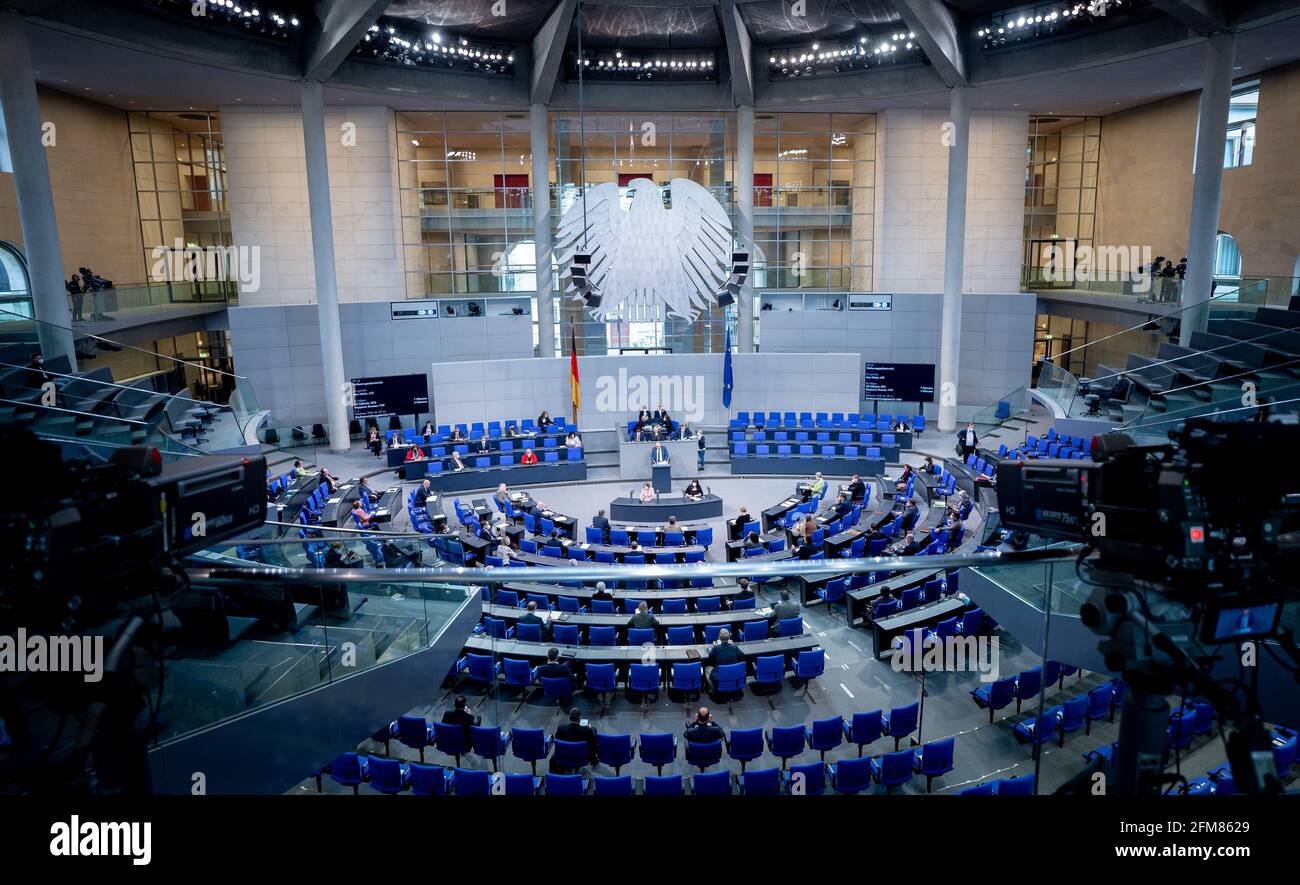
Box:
795, 540, 820, 559
519, 601, 549, 639
728, 578, 755, 609
421, 421, 435, 440
743, 531, 763, 551
537, 410, 553, 431
768, 590, 801, 634
704, 628, 744, 690
552, 707, 597, 770
536, 647, 577, 703
476, 435, 492, 454
591, 509, 611, 543
626, 601, 660, 637
684, 707, 725, 744
591, 580, 614, 602
831, 493, 854, 520
441, 695, 480, 743
450, 426, 467, 442
846, 473, 866, 503
413, 479, 433, 510
895, 464, 915, 494
900, 500, 921, 532
651, 441, 670, 465
958, 422, 979, 458
891, 531, 926, 557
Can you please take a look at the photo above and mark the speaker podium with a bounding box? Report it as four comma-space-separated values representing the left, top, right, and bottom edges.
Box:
651, 462, 672, 494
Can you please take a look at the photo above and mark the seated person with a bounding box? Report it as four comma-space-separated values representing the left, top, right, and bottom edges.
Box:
895, 464, 914, 493
323, 540, 361, 568
449, 426, 467, 442
730, 507, 752, 540
388, 431, 402, 449
831, 493, 854, 519
791, 515, 817, 542
922, 456, 937, 475
565, 431, 582, 448
893, 417, 911, 432
537, 647, 579, 704
684, 707, 725, 744
493, 538, 513, 563
625, 601, 660, 636
553, 707, 597, 770
537, 410, 554, 431
292, 459, 311, 479
404, 444, 423, 463
728, 578, 755, 608
505, 422, 520, 438
494, 483, 511, 508
703, 630, 743, 691
519, 601, 550, 639
318, 468, 340, 494
591, 580, 614, 602
637, 409, 651, 426
366, 426, 383, 457
795, 539, 820, 559
662, 515, 680, 534
742, 531, 764, 551
591, 508, 610, 542
625, 537, 641, 554
768, 589, 802, 634
683, 479, 704, 500
421, 420, 435, 440
357, 477, 380, 512
939, 504, 961, 530
349, 500, 373, 530
476, 435, 492, 454
888, 531, 926, 557
957, 490, 975, 519
441, 695, 480, 743
520, 448, 538, 465
413, 479, 433, 510
809, 472, 827, 499
448, 451, 465, 471
846, 473, 866, 503
638, 481, 656, 503
677, 422, 692, 440
660, 411, 673, 433
632, 418, 648, 441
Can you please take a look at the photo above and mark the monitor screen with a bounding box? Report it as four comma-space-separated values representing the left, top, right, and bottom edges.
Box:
863, 363, 936, 402
350, 374, 429, 419
1206, 601, 1282, 643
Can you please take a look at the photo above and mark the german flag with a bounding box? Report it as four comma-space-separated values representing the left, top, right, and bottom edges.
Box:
569, 328, 581, 422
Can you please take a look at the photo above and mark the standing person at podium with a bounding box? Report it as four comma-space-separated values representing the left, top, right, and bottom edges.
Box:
651, 441, 670, 466
639, 481, 656, 503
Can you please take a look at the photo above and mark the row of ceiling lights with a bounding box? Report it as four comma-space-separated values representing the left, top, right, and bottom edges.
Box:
356, 24, 515, 75
978, 1, 1131, 47
170, 0, 299, 37
768, 30, 921, 78
571, 51, 719, 80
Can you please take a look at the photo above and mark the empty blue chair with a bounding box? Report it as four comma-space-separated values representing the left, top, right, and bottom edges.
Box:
997, 775, 1035, 796
589, 626, 617, 646
726, 728, 765, 772
794, 649, 825, 693
806, 716, 845, 761
389, 715, 434, 762
959, 781, 997, 795
503, 773, 540, 796
741, 767, 781, 796
741, 619, 768, 642
594, 775, 633, 796
585, 663, 617, 710
432, 721, 471, 767
500, 658, 537, 696
408, 762, 452, 796
666, 625, 696, 646
882, 701, 919, 750
713, 662, 747, 697
453, 767, 491, 796
322, 752, 368, 794
511, 727, 552, 774
671, 661, 703, 699
595, 734, 635, 774
470, 725, 511, 771
685, 739, 723, 771
368, 757, 410, 794
870, 749, 915, 793
844, 710, 883, 756
912, 737, 955, 792
692, 771, 732, 795
552, 739, 593, 772
777, 616, 803, 637
628, 663, 661, 700
1011, 712, 1058, 749
754, 654, 786, 692
545, 774, 586, 796
1014, 667, 1042, 712
971, 677, 1016, 723
644, 775, 684, 796
784, 761, 827, 795
767, 725, 806, 769
829, 755, 874, 794
639, 733, 678, 775
1051, 696, 1089, 745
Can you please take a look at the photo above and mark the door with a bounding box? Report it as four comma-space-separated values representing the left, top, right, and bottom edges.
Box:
493, 174, 529, 209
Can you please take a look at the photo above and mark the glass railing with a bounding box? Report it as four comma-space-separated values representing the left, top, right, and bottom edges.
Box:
969, 385, 1033, 436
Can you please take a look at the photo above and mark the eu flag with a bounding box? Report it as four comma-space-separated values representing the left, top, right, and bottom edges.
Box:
722, 326, 734, 409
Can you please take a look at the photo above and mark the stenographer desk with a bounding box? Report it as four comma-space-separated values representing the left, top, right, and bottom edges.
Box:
609, 493, 723, 523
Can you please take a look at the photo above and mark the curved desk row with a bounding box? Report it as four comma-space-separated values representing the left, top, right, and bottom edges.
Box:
412, 459, 587, 492
737, 429, 912, 449
482, 603, 757, 629
732, 454, 886, 477
462, 634, 819, 666
386, 433, 569, 467
608, 494, 723, 523
504, 542, 708, 567
494, 580, 747, 603
734, 442, 900, 463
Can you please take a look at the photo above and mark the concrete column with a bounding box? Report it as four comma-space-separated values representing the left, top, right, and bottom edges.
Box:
0, 13, 76, 365
1179, 32, 1237, 347
938, 86, 971, 433
531, 103, 556, 358
736, 104, 755, 353
300, 80, 349, 453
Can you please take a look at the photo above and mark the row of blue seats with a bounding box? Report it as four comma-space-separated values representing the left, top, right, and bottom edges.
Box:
872, 580, 969, 622
957, 774, 1036, 795
971, 663, 1092, 723
376, 705, 930, 779
399, 416, 572, 443
452, 650, 826, 698
477, 616, 806, 647
1181, 728, 1296, 795
577, 525, 715, 548
320, 750, 951, 795
423, 448, 585, 472
732, 442, 888, 459
407, 438, 579, 456
730, 411, 925, 433
1009, 430, 1093, 461
488, 587, 753, 614
732, 430, 907, 445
